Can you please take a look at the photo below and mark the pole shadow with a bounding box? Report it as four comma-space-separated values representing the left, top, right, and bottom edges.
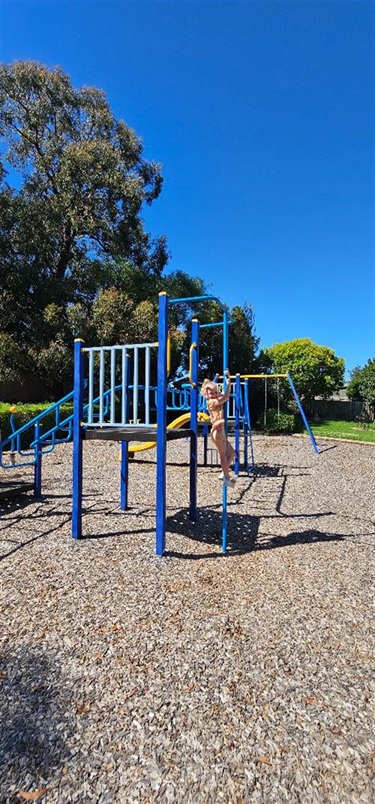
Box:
165, 505, 340, 558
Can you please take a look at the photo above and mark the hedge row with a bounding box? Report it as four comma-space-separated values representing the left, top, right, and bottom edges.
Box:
0, 402, 74, 448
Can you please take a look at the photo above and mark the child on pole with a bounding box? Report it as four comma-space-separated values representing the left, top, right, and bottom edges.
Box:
201, 369, 236, 488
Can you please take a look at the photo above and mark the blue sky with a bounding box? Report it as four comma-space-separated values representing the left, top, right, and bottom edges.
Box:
1, 0, 373, 376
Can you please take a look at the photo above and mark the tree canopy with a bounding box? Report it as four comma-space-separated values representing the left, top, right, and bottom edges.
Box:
0, 61, 260, 392
263, 338, 345, 405
347, 359, 375, 416
0, 61, 167, 275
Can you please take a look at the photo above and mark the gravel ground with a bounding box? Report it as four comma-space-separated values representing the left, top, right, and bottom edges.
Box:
1, 434, 374, 803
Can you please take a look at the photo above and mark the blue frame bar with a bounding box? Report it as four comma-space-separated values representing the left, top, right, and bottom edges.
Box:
189, 319, 199, 521
72, 339, 85, 539
200, 321, 224, 329
234, 374, 241, 476
244, 379, 255, 473
286, 372, 319, 455
33, 421, 42, 498
169, 295, 229, 316
156, 293, 168, 555
222, 309, 229, 553
120, 441, 129, 511
120, 353, 130, 511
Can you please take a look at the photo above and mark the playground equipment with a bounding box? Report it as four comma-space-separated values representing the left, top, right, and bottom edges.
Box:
126, 411, 210, 455
222, 373, 319, 458
71, 292, 232, 554
0, 291, 318, 553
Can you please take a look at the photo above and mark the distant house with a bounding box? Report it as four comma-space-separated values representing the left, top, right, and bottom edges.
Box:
324, 382, 350, 402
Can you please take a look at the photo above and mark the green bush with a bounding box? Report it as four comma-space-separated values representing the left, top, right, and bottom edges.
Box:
0, 402, 73, 449
257, 407, 297, 434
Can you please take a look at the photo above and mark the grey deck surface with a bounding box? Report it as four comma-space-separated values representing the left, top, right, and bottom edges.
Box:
83, 427, 192, 442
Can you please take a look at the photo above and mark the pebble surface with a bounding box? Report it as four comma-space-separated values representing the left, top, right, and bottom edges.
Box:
1, 434, 374, 803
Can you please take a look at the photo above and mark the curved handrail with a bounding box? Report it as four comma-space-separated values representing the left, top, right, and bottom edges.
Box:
188, 343, 197, 387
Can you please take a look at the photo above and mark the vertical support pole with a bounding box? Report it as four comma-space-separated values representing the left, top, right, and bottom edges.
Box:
72, 339, 85, 539
234, 374, 241, 476
243, 378, 249, 471
33, 421, 42, 498
120, 353, 130, 510
120, 441, 129, 510
264, 377, 268, 430
286, 372, 319, 454
156, 292, 168, 555
244, 378, 255, 470
189, 319, 199, 521
222, 310, 229, 553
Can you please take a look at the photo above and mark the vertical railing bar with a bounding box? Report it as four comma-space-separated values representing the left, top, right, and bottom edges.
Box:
145, 346, 150, 425
99, 348, 105, 425
133, 347, 138, 425
88, 350, 94, 425
110, 347, 116, 424
121, 348, 126, 425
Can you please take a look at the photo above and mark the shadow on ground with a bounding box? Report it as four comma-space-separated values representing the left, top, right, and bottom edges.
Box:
165, 505, 344, 558
0, 646, 73, 802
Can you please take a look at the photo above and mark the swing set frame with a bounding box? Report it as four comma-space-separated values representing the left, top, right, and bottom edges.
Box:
224, 372, 319, 454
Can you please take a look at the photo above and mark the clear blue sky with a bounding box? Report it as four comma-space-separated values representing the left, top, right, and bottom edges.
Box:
1, 0, 373, 376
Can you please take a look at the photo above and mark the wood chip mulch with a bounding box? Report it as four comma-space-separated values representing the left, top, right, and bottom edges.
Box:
1, 434, 374, 803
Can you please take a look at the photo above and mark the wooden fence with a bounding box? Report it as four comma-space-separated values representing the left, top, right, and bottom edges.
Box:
309, 399, 370, 422
0, 377, 50, 403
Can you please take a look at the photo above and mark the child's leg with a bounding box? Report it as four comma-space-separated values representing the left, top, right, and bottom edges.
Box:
212, 431, 231, 479
216, 441, 231, 478
225, 438, 235, 466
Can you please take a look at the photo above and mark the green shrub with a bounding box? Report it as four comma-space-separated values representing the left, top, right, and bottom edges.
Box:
0, 402, 73, 449
258, 407, 297, 434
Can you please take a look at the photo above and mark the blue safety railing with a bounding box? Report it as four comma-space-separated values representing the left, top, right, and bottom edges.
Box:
0, 372, 256, 475
0, 383, 145, 470
0, 380, 205, 471
0, 391, 75, 470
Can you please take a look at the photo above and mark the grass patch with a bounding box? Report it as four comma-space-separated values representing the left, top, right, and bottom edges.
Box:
308, 419, 375, 443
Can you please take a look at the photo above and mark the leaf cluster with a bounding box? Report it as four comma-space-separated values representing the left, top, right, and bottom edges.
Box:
347, 359, 375, 413
262, 338, 345, 405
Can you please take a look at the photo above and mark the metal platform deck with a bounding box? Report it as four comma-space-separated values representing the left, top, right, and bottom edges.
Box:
83, 426, 192, 442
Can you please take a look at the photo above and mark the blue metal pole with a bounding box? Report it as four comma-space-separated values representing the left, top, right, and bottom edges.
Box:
33, 421, 42, 498
286, 372, 319, 455
244, 378, 255, 472
222, 310, 229, 553
120, 442, 129, 510
243, 412, 249, 474
156, 292, 168, 555
72, 339, 85, 539
234, 374, 240, 476
120, 353, 130, 510
189, 319, 199, 521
